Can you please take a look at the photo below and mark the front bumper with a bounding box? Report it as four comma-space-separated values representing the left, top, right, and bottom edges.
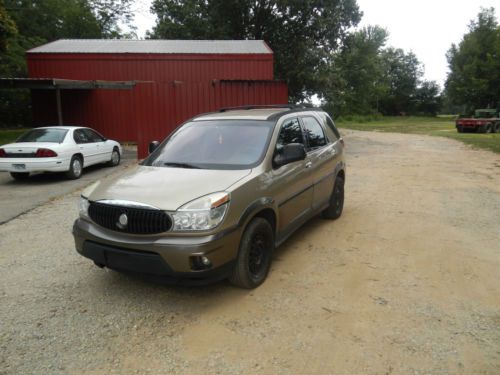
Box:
73, 219, 241, 283
0, 158, 70, 173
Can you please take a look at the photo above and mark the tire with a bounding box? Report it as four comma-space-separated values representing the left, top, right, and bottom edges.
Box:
322, 175, 345, 220
484, 123, 493, 133
66, 155, 83, 179
493, 122, 500, 133
107, 148, 120, 167
229, 217, 274, 289
456, 126, 463, 133
10, 172, 30, 181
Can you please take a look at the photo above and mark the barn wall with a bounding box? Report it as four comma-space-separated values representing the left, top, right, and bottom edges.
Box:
32, 81, 288, 158
27, 53, 274, 82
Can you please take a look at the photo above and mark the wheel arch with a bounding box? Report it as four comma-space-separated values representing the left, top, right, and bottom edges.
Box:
238, 197, 278, 237
72, 152, 84, 166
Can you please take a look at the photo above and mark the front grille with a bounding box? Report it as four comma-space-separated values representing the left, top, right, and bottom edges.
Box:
88, 202, 171, 234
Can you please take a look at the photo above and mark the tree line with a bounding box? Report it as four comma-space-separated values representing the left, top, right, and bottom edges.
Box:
0, 1, 498, 127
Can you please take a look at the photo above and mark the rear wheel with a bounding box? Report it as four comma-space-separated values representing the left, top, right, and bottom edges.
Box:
322, 175, 345, 220
107, 148, 120, 167
493, 122, 500, 133
66, 155, 83, 179
485, 123, 493, 133
229, 218, 274, 289
10, 172, 30, 181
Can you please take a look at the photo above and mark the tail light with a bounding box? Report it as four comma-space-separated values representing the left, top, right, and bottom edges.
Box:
36, 148, 58, 157
0, 148, 5, 157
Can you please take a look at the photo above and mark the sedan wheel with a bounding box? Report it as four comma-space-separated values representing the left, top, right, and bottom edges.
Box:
108, 149, 120, 167
66, 156, 83, 179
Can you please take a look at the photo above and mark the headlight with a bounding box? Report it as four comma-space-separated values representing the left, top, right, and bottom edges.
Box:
79, 196, 90, 219
172, 192, 230, 231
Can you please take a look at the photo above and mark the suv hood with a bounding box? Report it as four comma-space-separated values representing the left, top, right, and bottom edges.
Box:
87, 165, 251, 211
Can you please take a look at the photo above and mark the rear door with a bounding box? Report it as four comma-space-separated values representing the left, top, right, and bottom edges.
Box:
73, 129, 99, 166
270, 117, 313, 237
300, 114, 340, 210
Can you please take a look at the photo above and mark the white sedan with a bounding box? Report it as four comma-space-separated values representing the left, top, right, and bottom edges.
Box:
0, 126, 122, 180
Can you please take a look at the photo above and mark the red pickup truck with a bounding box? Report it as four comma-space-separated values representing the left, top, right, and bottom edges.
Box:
456, 109, 500, 133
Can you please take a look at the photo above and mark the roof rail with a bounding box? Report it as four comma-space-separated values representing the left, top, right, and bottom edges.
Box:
218, 104, 306, 112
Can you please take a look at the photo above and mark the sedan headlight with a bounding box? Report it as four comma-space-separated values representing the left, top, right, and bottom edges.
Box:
172, 192, 230, 231
79, 196, 90, 219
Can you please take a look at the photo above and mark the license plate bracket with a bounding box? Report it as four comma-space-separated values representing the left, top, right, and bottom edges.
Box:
12, 164, 26, 171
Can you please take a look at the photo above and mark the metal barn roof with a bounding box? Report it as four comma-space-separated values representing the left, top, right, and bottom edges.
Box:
28, 39, 273, 55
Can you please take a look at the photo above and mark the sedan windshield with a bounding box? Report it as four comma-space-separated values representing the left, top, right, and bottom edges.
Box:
16, 128, 68, 143
146, 120, 274, 170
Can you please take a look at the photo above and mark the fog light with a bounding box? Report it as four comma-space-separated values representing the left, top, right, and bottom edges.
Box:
190, 255, 212, 271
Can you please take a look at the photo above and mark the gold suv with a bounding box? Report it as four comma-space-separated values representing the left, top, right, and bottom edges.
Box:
73, 106, 346, 288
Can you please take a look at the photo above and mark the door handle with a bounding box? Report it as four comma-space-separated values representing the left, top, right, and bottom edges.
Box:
305, 161, 312, 168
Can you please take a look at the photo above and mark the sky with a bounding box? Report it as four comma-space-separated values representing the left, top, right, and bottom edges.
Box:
132, 0, 500, 87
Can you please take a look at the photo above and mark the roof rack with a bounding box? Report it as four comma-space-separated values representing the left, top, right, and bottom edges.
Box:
218, 104, 307, 112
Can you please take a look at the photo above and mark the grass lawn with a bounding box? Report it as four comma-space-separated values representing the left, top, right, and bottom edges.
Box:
337, 116, 500, 154
0, 128, 29, 146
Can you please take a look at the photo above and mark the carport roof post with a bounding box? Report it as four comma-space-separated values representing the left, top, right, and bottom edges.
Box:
0, 78, 136, 125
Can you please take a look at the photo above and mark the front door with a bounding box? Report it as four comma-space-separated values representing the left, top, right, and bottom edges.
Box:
270, 117, 313, 238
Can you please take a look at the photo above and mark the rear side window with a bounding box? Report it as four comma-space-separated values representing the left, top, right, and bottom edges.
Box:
302, 117, 327, 150
324, 114, 341, 140
73, 129, 90, 144
277, 118, 304, 147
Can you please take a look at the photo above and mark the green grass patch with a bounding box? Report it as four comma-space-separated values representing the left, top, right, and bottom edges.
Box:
0, 128, 29, 145
337, 116, 500, 154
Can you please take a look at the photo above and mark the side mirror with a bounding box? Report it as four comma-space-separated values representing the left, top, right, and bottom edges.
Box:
273, 143, 306, 168
149, 141, 160, 154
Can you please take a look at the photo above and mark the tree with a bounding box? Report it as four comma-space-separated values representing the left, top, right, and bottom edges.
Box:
378, 47, 422, 115
323, 25, 389, 115
445, 7, 500, 114
414, 80, 441, 116
148, 0, 362, 101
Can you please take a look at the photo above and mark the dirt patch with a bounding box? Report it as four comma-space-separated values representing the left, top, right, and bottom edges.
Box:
1, 130, 499, 374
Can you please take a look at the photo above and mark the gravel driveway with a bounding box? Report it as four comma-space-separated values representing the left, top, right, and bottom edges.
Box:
1, 131, 499, 374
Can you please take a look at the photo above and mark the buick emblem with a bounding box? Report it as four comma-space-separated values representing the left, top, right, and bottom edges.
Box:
117, 213, 128, 229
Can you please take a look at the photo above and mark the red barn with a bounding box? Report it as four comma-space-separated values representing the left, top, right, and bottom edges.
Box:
25, 39, 288, 157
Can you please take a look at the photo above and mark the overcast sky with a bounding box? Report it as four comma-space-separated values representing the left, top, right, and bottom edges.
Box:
132, 0, 499, 87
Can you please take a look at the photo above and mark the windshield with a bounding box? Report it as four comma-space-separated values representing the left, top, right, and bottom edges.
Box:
16, 128, 68, 143
146, 120, 274, 170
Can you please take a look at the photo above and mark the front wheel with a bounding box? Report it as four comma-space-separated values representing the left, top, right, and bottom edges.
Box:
485, 123, 493, 133
229, 218, 274, 289
322, 175, 345, 220
66, 156, 83, 179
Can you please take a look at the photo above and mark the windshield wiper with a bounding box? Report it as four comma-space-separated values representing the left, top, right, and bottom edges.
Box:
163, 162, 201, 169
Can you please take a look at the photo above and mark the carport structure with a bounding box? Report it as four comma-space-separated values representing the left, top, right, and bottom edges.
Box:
0, 78, 135, 126
23, 39, 288, 157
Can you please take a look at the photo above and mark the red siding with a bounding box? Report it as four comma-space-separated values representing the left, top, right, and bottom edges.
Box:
27, 53, 274, 82
31, 80, 288, 158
